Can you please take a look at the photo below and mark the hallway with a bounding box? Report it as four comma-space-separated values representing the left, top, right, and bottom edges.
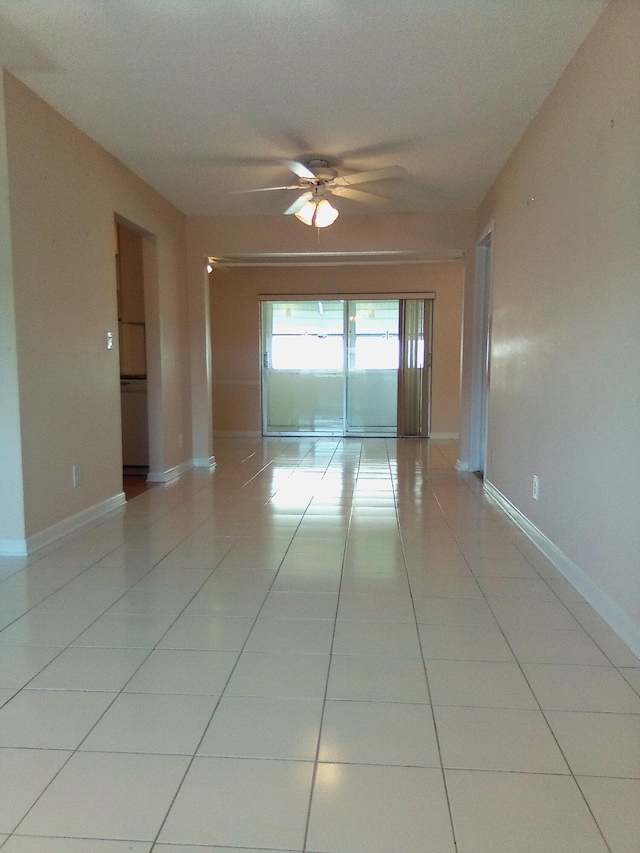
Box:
0, 438, 638, 851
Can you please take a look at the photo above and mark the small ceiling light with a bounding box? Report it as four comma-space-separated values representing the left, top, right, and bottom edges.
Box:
294, 200, 317, 227
294, 187, 339, 228
314, 198, 339, 228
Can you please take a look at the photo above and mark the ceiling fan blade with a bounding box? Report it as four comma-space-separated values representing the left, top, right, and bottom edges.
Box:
228, 185, 301, 194
285, 160, 316, 180
284, 192, 313, 215
332, 165, 406, 187
330, 187, 387, 205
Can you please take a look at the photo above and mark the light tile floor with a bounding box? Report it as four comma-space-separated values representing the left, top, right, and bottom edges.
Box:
0, 437, 638, 852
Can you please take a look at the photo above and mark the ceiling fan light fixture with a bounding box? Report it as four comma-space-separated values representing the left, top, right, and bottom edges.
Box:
294, 200, 317, 226
314, 198, 339, 227
295, 197, 339, 228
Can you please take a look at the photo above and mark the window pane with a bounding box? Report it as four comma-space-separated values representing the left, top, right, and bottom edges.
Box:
271, 334, 344, 370
351, 300, 399, 370
353, 301, 398, 335
354, 336, 399, 369
271, 301, 344, 335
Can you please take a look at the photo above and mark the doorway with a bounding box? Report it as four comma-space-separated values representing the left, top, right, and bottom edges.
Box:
115, 221, 151, 498
261, 298, 432, 437
470, 228, 493, 475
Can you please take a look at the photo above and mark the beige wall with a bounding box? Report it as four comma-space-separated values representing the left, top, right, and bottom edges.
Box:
188, 210, 477, 257
2, 72, 191, 547
208, 263, 463, 436
478, 0, 640, 651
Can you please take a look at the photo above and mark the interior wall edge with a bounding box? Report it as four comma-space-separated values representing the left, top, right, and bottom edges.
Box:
0, 72, 27, 542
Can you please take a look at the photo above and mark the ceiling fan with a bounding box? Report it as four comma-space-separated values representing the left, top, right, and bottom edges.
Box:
230, 159, 406, 227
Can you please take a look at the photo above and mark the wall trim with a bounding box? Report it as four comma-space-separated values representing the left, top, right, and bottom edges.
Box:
212, 431, 460, 441
147, 460, 192, 483
193, 456, 216, 469
456, 459, 470, 472
484, 480, 640, 658
0, 492, 127, 557
210, 250, 462, 269
213, 430, 262, 438
257, 290, 437, 300
0, 538, 29, 557
212, 379, 260, 387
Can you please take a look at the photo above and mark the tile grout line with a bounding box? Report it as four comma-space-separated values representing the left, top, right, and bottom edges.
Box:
300, 437, 361, 853
392, 438, 460, 852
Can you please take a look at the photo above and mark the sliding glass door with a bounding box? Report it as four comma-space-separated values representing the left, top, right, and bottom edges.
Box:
261, 298, 431, 437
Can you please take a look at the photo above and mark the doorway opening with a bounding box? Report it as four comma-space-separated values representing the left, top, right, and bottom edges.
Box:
260, 298, 432, 437
469, 227, 493, 475
115, 221, 151, 499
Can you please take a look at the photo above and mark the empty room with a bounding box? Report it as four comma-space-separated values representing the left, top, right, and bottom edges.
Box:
0, 1, 638, 851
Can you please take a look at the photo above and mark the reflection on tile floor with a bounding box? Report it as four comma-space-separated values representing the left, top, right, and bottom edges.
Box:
0, 437, 638, 852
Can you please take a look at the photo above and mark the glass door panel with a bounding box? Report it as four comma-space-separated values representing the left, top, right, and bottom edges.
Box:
262, 300, 345, 434
345, 300, 399, 435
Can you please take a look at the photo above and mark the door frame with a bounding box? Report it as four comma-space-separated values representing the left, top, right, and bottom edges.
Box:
469, 223, 494, 474
114, 215, 163, 482
259, 295, 434, 438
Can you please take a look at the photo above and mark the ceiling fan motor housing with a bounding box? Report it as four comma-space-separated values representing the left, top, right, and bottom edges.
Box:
307, 159, 338, 181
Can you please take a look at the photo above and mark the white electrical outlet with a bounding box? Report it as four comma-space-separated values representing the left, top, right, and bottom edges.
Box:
532, 475, 539, 500
72, 464, 83, 488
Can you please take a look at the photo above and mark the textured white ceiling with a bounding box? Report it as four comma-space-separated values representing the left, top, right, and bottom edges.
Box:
0, 0, 608, 216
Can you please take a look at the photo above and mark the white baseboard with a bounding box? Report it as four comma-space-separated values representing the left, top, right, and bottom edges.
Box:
146, 457, 218, 482
213, 430, 262, 438
147, 460, 192, 483
0, 538, 29, 557
0, 492, 127, 557
193, 456, 216, 469
484, 480, 640, 658
456, 459, 470, 472
212, 431, 459, 441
